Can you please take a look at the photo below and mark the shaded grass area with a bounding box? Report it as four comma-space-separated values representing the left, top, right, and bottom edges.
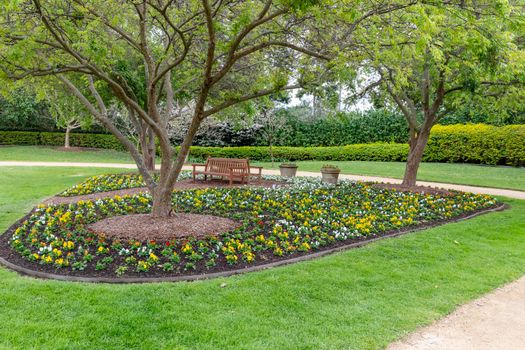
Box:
0, 167, 524, 349
0, 145, 135, 163
256, 160, 525, 191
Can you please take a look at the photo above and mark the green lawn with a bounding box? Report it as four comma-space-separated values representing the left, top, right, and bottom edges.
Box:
0, 145, 135, 163
0, 167, 524, 349
256, 161, 525, 191
0, 167, 126, 230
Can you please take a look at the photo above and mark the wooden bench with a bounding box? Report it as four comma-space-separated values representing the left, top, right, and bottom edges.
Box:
192, 158, 262, 185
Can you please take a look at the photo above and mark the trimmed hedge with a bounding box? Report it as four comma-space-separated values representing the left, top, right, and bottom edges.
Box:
188, 143, 409, 162
425, 124, 524, 166
1, 123, 523, 166
0, 131, 125, 151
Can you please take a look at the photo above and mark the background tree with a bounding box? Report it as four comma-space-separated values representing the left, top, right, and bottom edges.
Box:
252, 95, 290, 166
0, 89, 54, 131
46, 86, 93, 148
349, 1, 525, 186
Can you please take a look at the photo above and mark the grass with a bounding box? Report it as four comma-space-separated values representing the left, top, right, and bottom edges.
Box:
1, 145, 524, 190
0, 167, 524, 349
0, 145, 135, 163
256, 160, 525, 191
0, 167, 126, 230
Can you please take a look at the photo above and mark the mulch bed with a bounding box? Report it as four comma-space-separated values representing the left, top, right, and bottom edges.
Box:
88, 213, 241, 240
44, 178, 286, 205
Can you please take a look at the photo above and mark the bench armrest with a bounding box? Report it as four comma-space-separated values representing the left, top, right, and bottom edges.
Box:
191, 163, 206, 170
250, 166, 263, 175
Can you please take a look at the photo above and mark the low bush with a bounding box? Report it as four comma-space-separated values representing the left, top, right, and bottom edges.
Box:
0, 130, 125, 151
425, 124, 525, 166
188, 143, 409, 162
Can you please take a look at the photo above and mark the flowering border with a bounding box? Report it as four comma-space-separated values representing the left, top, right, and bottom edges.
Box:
0, 174, 503, 281
0, 203, 507, 283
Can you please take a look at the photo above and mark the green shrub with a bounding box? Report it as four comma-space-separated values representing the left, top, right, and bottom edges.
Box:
255, 109, 409, 147
188, 143, 409, 162
0, 131, 39, 145
424, 124, 525, 166
0, 131, 125, 151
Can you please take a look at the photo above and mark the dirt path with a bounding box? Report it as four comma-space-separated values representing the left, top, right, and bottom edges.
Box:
1, 161, 524, 200
387, 275, 525, 350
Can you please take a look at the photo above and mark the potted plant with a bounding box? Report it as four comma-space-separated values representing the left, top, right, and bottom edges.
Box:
320, 164, 340, 184
279, 163, 298, 177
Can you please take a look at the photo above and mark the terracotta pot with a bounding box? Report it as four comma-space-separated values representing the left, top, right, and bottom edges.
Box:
320, 168, 340, 184
279, 164, 298, 178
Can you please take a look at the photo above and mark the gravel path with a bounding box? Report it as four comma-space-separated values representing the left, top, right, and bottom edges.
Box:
1, 161, 522, 199
387, 275, 525, 350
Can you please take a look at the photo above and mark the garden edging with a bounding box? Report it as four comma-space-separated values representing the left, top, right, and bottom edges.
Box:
0, 203, 507, 284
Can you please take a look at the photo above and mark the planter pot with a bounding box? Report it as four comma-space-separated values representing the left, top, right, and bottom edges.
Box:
320, 168, 340, 185
279, 165, 298, 178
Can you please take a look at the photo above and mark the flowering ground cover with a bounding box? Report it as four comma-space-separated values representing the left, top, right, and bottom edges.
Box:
2, 177, 499, 279
59, 173, 159, 196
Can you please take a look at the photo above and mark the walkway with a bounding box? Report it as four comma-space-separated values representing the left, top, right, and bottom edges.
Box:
1, 161, 523, 200
387, 275, 525, 350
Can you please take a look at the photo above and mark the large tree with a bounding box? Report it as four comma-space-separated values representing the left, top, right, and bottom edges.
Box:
0, 0, 416, 217
0, 0, 333, 217
348, 1, 524, 186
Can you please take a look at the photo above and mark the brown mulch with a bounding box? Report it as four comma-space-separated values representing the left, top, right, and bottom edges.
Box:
44, 178, 286, 206
87, 213, 241, 241
372, 183, 453, 196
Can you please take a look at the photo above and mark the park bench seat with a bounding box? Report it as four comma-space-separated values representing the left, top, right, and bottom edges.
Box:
192, 157, 262, 185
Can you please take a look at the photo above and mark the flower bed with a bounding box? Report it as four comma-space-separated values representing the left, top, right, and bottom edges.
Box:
4, 178, 498, 279
59, 173, 153, 196
59, 172, 191, 197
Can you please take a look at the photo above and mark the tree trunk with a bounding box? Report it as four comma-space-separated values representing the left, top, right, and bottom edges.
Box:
149, 110, 204, 217
139, 127, 156, 171
144, 148, 155, 171
151, 184, 173, 217
269, 134, 274, 167
64, 126, 72, 148
402, 130, 431, 187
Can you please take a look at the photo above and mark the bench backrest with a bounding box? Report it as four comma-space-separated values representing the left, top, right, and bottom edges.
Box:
206, 157, 250, 175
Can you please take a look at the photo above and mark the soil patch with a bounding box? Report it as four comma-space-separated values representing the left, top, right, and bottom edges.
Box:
87, 213, 241, 241
373, 183, 453, 196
